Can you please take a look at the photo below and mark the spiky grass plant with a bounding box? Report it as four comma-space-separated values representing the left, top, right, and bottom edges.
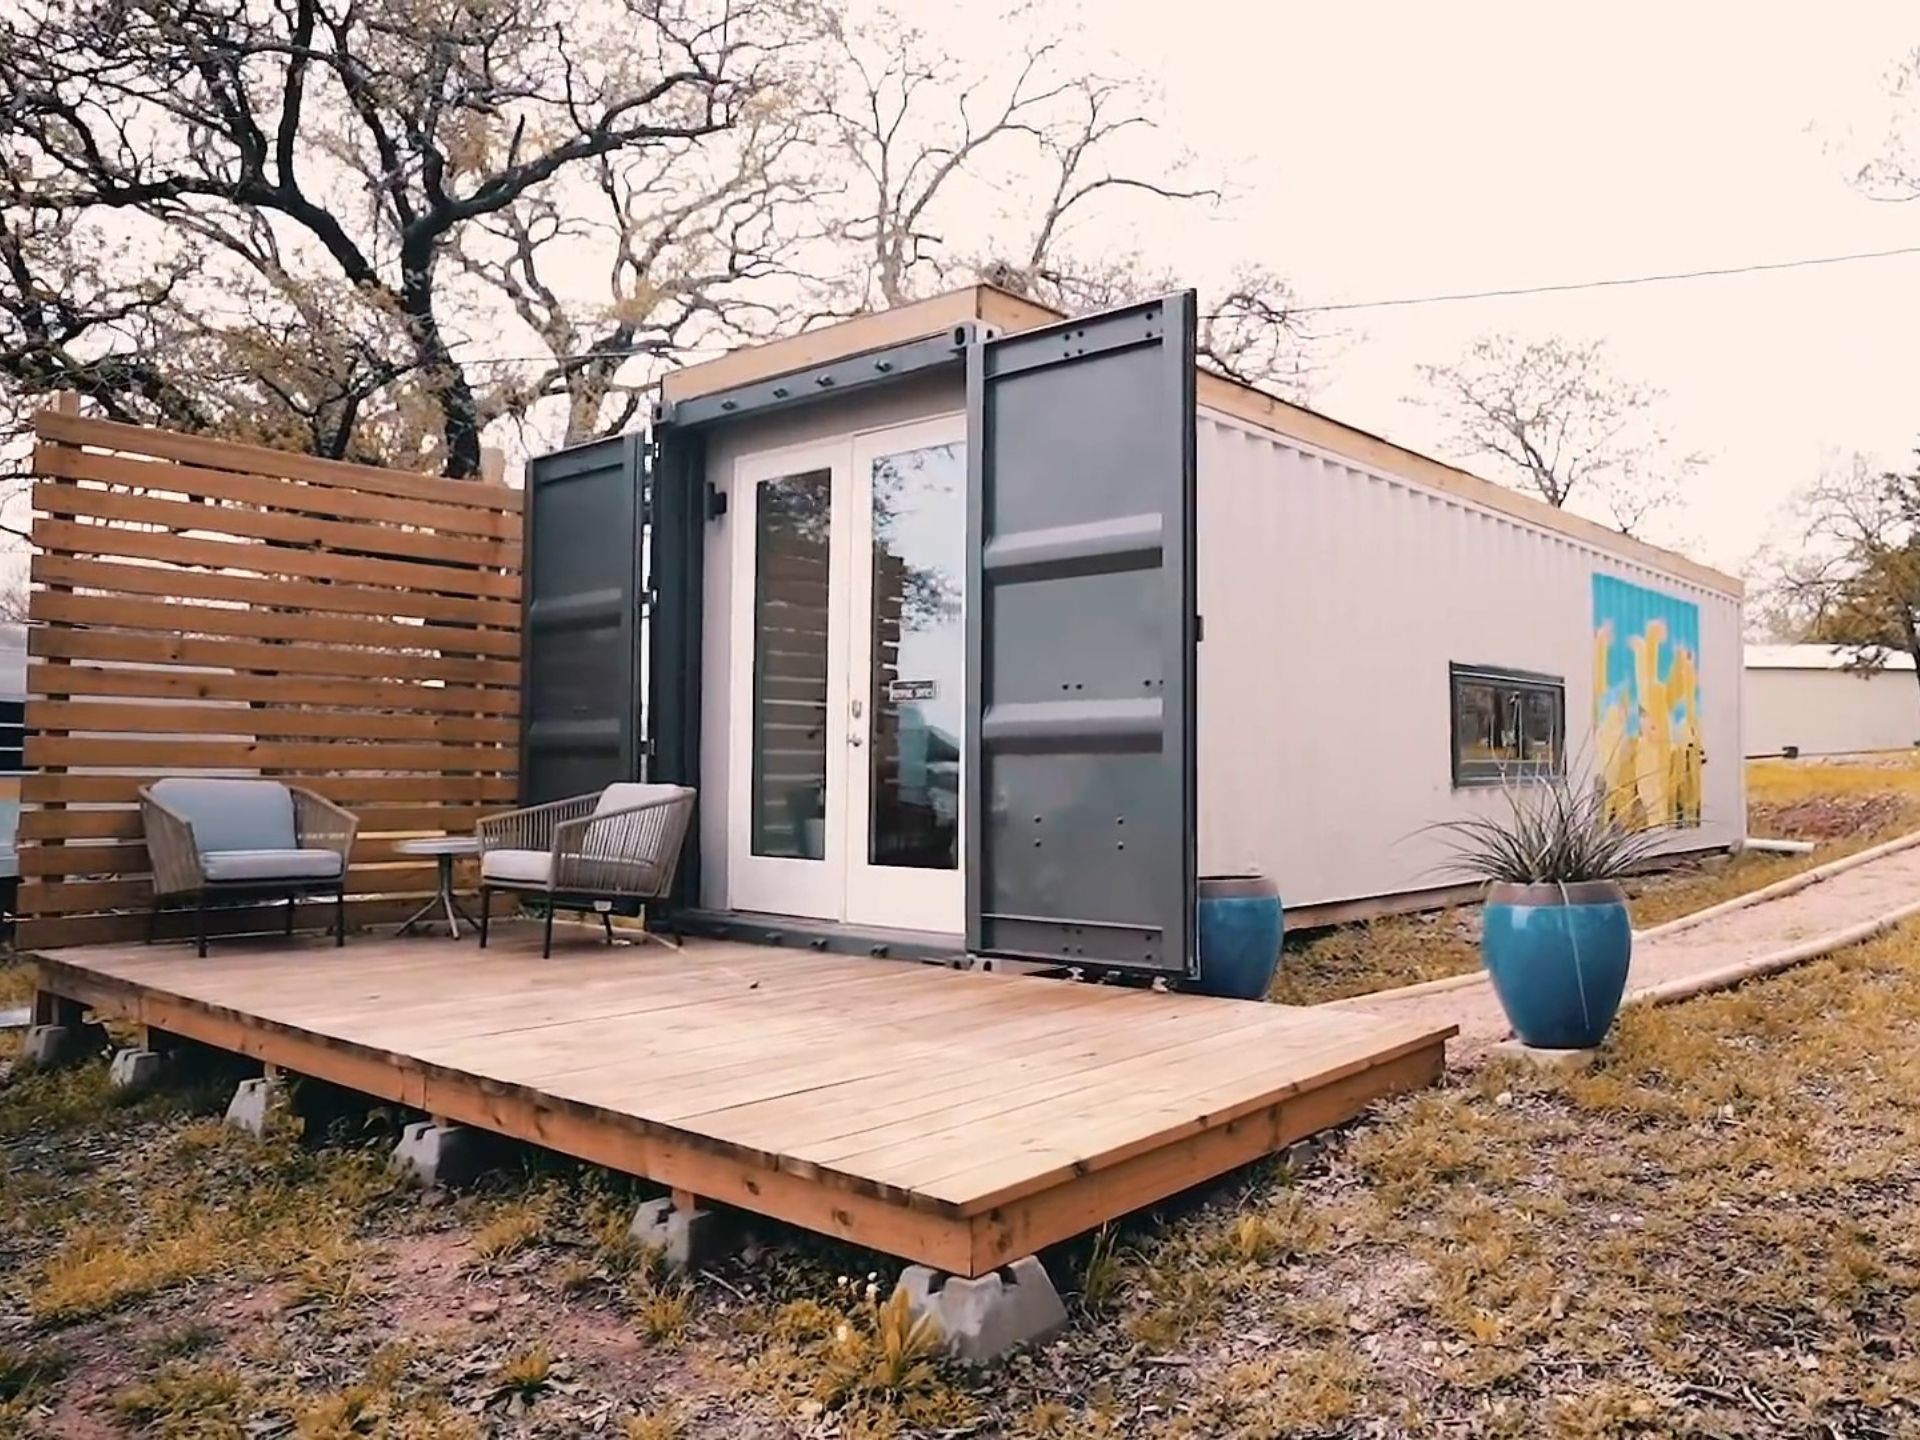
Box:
1431, 773, 1668, 885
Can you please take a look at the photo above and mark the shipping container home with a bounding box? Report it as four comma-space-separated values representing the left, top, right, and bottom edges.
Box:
521, 285, 1745, 978
1745, 644, 1920, 758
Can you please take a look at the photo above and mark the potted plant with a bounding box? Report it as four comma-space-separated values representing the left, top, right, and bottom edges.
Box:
1433, 776, 1664, 1050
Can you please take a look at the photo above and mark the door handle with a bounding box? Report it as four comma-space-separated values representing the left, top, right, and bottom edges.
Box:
849, 732, 864, 748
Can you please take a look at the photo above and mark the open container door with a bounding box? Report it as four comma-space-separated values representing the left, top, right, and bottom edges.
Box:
965, 292, 1200, 977
520, 433, 648, 805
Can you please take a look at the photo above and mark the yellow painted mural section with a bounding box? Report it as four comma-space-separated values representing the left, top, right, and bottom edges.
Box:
1592, 575, 1704, 830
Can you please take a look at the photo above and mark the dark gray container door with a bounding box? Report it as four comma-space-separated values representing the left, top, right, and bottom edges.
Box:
965, 292, 1199, 975
521, 433, 647, 804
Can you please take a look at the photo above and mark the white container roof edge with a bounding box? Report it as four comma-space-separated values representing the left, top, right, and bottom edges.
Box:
661, 283, 1744, 603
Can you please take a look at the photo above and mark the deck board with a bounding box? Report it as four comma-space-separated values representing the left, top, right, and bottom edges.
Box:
34, 924, 1454, 1275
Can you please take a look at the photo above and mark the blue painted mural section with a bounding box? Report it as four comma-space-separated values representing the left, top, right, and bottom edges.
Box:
1591, 574, 1704, 828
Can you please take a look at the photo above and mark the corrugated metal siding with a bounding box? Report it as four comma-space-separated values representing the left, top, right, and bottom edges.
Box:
1744, 666, 1920, 757
1195, 408, 1745, 911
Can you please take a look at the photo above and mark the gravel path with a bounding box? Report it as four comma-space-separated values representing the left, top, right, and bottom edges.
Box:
1338, 842, 1920, 1059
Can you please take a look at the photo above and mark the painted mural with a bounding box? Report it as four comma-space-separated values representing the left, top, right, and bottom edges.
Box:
1592, 574, 1704, 829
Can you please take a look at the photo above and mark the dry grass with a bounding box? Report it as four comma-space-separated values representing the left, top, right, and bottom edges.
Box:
1040, 920, 1920, 1434
7, 1093, 400, 1330
0, 953, 33, 1008
13, 808, 1920, 1433
1273, 755, 1920, 1005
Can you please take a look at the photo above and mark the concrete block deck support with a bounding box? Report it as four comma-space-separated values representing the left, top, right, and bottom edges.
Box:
391, 1119, 486, 1187
630, 1189, 724, 1271
108, 1047, 166, 1093
19, 992, 106, 1070
895, 1256, 1069, 1363
225, 1066, 288, 1137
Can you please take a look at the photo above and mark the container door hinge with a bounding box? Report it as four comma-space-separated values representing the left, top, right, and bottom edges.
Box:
705, 482, 728, 521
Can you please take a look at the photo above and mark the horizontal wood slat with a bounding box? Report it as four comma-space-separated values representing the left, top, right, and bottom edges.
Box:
34, 479, 518, 574
27, 663, 517, 718
22, 866, 446, 914
21, 835, 467, 877
32, 553, 519, 629
33, 590, 519, 662
35, 518, 519, 607
39, 442, 520, 539
25, 413, 527, 946
27, 700, 515, 745
34, 411, 522, 514
27, 737, 513, 773
18, 897, 439, 951
21, 804, 497, 841
25, 773, 516, 805
30, 624, 518, 688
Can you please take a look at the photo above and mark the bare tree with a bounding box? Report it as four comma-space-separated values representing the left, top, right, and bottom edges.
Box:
1853, 47, 1920, 200
0, 0, 806, 474
811, 9, 1314, 393
815, 7, 1074, 309
457, 106, 823, 445
1756, 452, 1920, 693
1412, 334, 1699, 536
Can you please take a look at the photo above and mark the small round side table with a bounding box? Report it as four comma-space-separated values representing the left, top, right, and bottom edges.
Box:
396, 836, 482, 938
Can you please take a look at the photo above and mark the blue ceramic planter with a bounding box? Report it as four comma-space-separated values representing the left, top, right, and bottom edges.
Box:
1194, 875, 1284, 1000
1482, 880, 1632, 1049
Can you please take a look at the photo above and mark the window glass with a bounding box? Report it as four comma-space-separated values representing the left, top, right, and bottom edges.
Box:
1451, 667, 1563, 785
867, 441, 964, 871
750, 470, 833, 859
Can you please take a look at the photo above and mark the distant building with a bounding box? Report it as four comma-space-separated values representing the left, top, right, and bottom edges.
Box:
1744, 644, 1920, 757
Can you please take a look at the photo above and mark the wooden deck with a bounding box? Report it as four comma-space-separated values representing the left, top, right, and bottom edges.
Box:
32, 925, 1454, 1276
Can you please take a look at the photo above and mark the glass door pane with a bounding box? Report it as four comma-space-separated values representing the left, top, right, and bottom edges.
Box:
750, 468, 833, 859
865, 440, 965, 871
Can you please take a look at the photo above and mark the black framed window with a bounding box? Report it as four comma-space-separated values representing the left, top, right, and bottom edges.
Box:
0, 699, 23, 775
1450, 664, 1564, 786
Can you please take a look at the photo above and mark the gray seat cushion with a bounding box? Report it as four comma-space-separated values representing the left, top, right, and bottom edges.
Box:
584, 784, 692, 867
594, 782, 687, 817
150, 778, 298, 853
481, 848, 551, 886
202, 849, 344, 883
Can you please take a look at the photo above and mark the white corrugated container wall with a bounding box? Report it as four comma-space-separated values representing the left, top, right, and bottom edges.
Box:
1194, 408, 1746, 916
1744, 666, 1920, 758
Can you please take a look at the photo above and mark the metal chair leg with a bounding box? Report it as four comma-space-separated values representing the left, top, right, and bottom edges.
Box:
195, 893, 208, 959
479, 886, 491, 948
145, 899, 161, 946
334, 886, 345, 947
284, 894, 296, 936
542, 903, 554, 960
602, 910, 613, 945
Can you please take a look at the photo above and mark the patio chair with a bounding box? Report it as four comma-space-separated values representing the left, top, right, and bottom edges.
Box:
476, 783, 696, 957
140, 778, 358, 957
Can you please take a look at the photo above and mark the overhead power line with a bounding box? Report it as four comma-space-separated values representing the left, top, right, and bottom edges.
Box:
444, 241, 1920, 366
1290, 242, 1920, 315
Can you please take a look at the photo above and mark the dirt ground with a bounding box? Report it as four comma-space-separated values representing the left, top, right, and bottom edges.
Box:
11, 928, 1920, 1436
10, 757, 1920, 1437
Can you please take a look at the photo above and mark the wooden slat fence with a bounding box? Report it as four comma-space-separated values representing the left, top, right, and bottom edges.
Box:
20, 412, 523, 949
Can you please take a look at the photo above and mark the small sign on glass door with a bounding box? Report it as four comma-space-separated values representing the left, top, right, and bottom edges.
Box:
887, 678, 938, 703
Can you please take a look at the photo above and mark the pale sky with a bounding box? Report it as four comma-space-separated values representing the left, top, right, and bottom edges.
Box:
922, 2, 1920, 578
12, 3, 1913, 597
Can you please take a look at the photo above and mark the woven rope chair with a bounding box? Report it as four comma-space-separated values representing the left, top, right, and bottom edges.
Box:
141, 779, 358, 956
476, 783, 695, 957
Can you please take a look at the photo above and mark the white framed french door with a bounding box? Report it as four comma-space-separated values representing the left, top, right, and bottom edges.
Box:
726, 440, 851, 920
724, 415, 967, 933
845, 416, 967, 931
